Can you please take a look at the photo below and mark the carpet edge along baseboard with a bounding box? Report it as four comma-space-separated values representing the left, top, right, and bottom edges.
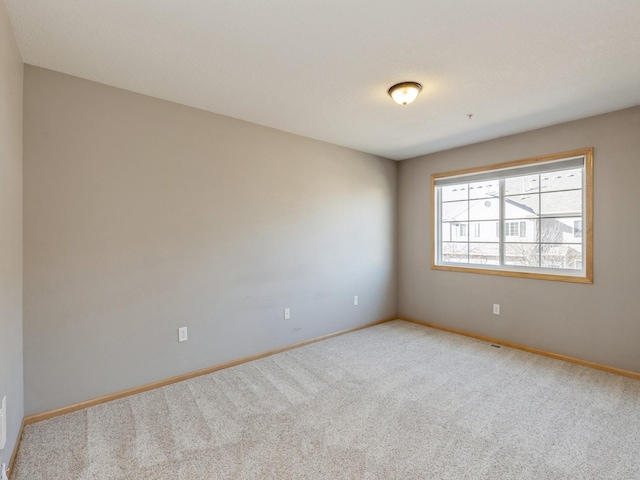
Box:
21, 315, 640, 429
7, 418, 26, 476
22, 317, 395, 427
11, 316, 640, 477
399, 316, 640, 382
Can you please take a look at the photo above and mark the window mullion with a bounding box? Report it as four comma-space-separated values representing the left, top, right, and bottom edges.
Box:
581, 166, 586, 271
466, 183, 470, 264
436, 187, 442, 264
499, 178, 505, 267
538, 175, 542, 267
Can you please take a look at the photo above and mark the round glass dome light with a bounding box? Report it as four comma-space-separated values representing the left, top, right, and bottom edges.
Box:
388, 82, 422, 106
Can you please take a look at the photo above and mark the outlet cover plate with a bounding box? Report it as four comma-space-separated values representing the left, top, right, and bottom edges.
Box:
178, 327, 188, 342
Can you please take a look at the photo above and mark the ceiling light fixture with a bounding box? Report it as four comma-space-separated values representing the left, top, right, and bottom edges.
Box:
388, 82, 422, 106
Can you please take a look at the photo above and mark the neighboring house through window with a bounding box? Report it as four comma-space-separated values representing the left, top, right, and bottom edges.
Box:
505, 221, 526, 237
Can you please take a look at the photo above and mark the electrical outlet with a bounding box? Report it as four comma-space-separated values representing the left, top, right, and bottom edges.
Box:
493, 304, 500, 315
178, 327, 188, 342
353, 295, 359, 306
1, 462, 7, 480
284, 308, 291, 320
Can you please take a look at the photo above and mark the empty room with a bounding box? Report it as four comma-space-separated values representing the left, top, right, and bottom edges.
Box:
1, 1, 639, 478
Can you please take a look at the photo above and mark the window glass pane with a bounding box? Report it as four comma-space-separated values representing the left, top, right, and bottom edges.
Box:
504, 194, 540, 218
540, 168, 582, 192
541, 244, 582, 269
441, 242, 469, 263
442, 200, 469, 222
505, 243, 540, 267
440, 222, 469, 240
541, 217, 582, 244
469, 198, 499, 221
468, 180, 500, 200
468, 243, 499, 265
505, 174, 539, 195
441, 184, 468, 202
441, 222, 451, 242
470, 221, 499, 242
540, 190, 581, 216
574, 219, 582, 238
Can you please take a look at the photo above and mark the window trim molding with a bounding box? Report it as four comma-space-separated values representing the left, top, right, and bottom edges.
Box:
430, 147, 593, 284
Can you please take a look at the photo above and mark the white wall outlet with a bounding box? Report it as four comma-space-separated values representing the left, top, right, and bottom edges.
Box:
353, 295, 359, 306
1, 462, 7, 480
284, 308, 291, 320
0, 395, 6, 451
493, 304, 500, 315
178, 327, 188, 342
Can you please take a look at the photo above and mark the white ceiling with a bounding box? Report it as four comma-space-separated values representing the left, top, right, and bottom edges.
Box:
5, 1, 640, 160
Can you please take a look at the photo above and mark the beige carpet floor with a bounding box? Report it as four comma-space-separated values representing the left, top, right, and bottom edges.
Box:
12, 320, 640, 479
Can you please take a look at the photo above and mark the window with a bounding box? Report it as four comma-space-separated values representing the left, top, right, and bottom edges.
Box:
432, 148, 593, 283
505, 221, 526, 237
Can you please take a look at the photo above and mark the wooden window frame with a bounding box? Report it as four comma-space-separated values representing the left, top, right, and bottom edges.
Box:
431, 148, 593, 284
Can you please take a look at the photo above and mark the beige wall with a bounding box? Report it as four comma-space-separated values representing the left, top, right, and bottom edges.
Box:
399, 106, 640, 372
0, 0, 23, 463
23, 66, 397, 415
